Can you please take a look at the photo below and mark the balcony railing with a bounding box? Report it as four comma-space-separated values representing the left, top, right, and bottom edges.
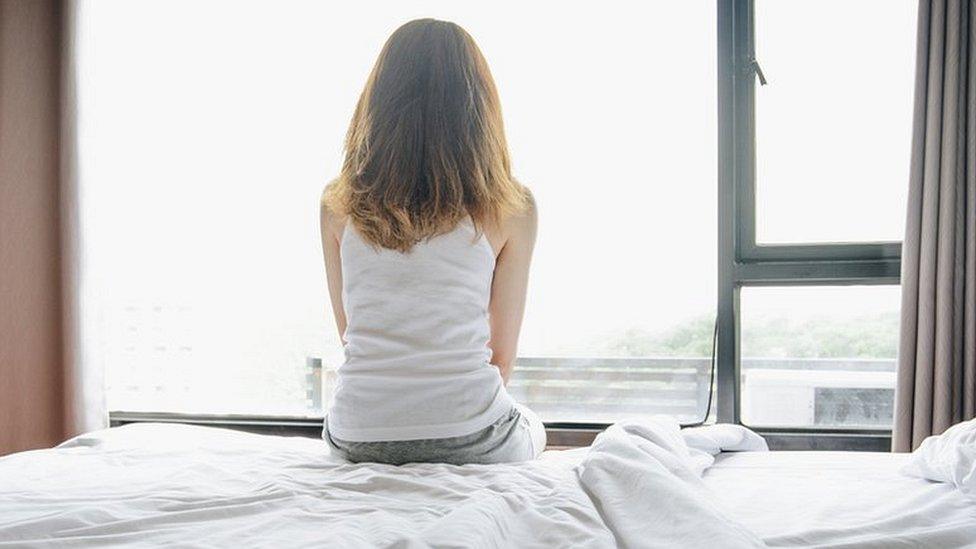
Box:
310, 355, 896, 428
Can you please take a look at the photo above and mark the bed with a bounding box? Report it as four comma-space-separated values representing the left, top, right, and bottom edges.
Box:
1, 418, 974, 548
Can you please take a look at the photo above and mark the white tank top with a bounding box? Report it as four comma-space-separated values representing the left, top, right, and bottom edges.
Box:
326, 219, 515, 442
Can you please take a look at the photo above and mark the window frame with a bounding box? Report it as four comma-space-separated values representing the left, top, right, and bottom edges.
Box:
716, 0, 903, 441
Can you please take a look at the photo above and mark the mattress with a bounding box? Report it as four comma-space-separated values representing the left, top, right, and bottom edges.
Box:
0, 422, 973, 548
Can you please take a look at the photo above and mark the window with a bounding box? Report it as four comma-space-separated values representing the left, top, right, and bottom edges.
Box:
717, 0, 917, 436
754, 0, 917, 244
84, 1, 919, 439
80, 1, 717, 423
740, 286, 900, 428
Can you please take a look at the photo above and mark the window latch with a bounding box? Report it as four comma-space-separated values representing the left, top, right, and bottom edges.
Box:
751, 58, 768, 86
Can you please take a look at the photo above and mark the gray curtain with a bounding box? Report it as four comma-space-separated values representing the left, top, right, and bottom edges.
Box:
894, 0, 976, 452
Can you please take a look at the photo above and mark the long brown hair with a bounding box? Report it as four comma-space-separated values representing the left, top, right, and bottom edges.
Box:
323, 18, 529, 252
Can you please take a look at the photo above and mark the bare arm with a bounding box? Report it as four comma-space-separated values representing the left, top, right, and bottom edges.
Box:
488, 198, 537, 384
320, 200, 347, 343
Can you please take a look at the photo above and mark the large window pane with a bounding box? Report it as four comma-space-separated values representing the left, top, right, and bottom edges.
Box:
754, 0, 917, 244
740, 285, 900, 429
80, 1, 716, 422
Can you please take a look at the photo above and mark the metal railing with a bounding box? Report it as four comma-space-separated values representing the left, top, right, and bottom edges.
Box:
308, 355, 897, 428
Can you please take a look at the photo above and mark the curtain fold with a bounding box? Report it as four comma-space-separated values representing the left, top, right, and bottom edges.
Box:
0, 0, 104, 456
894, 0, 976, 452
60, 0, 105, 438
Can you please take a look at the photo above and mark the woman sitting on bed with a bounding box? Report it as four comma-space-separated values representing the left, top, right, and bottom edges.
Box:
319, 18, 545, 465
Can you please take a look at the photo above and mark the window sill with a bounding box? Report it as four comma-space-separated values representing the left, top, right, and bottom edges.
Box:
108, 411, 892, 451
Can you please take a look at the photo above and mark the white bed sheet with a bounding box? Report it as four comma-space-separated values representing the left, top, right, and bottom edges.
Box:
1, 422, 974, 548
704, 451, 976, 547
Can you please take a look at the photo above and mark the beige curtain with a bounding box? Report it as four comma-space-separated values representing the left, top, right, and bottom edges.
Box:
0, 0, 101, 456
894, 0, 976, 452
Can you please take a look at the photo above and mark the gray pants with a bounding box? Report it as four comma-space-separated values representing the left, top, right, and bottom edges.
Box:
324, 405, 546, 465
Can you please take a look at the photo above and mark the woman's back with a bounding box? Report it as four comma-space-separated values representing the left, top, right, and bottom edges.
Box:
326, 220, 514, 442
319, 18, 543, 463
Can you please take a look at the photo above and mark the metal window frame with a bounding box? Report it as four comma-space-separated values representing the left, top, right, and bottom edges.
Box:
724, 0, 903, 265
716, 0, 902, 442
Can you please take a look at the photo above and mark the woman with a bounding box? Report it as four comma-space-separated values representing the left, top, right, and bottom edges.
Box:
319, 19, 545, 465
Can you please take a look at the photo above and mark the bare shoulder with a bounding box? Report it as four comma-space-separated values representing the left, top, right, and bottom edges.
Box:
506, 188, 537, 237
485, 188, 536, 255
320, 182, 347, 240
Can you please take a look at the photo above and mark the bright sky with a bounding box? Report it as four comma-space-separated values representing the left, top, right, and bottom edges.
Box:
76, 0, 916, 413
755, 0, 917, 244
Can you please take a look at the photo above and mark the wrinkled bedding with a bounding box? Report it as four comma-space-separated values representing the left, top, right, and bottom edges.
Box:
902, 417, 976, 500
0, 418, 974, 548
706, 451, 976, 547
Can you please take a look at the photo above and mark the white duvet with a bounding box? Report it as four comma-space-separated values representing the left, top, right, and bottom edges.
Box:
1, 417, 974, 548
902, 417, 976, 500
0, 417, 764, 548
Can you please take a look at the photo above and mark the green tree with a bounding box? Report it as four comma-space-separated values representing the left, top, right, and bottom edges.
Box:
600, 311, 898, 359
